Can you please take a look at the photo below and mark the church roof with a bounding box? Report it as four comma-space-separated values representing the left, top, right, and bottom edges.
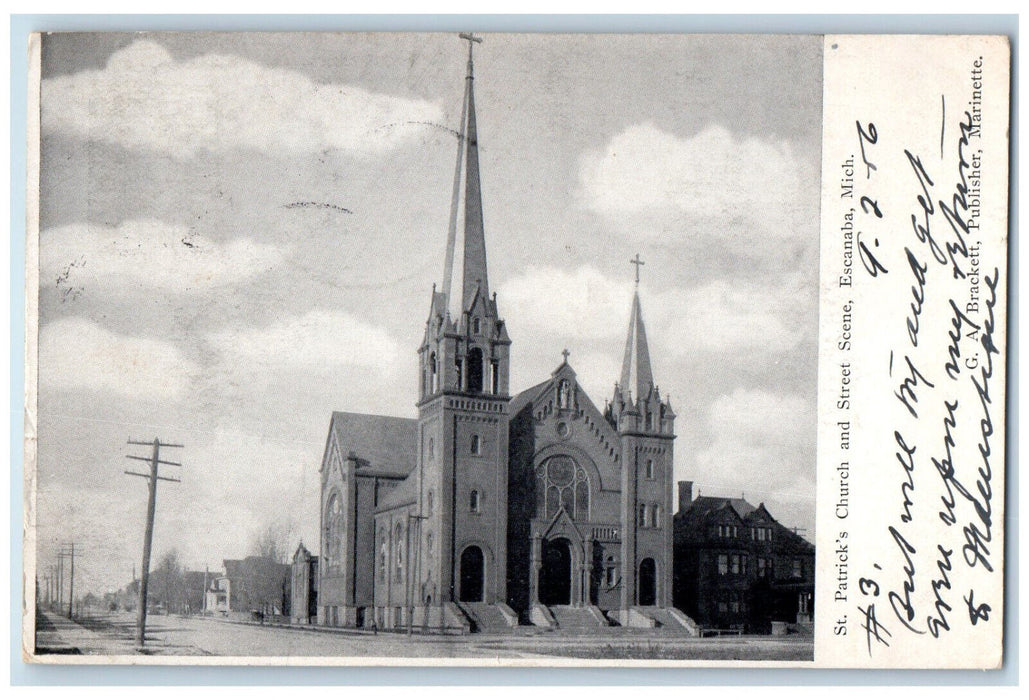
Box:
328, 411, 417, 478
509, 377, 554, 415
619, 290, 655, 401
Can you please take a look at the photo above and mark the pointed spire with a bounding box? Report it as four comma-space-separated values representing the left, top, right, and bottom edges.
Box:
619, 285, 655, 403
440, 34, 490, 318
460, 38, 489, 312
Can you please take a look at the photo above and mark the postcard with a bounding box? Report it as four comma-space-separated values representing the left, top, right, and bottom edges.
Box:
22, 31, 1009, 668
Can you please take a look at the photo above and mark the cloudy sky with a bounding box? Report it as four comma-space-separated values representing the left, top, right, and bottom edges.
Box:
35, 32, 822, 596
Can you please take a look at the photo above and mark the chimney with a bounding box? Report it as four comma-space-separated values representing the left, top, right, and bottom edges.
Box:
678, 480, 694, 513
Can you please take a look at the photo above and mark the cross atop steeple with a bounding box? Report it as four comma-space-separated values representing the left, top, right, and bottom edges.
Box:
459, 32, 482, 76
562, 348, 570, 363
630, 253, 645, 286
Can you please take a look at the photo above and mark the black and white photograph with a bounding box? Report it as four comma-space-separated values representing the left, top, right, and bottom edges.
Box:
30, 30, 828, 663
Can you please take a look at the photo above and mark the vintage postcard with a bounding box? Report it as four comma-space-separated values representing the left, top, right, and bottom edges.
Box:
22, 32, 1009, 668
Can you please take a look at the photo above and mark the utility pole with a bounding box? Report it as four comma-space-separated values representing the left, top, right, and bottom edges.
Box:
125, 437, 182, 650
59, 543, 77, 619
57, 552, 64, 612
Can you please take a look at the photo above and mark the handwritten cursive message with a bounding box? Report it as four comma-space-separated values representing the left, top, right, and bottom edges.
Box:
818, 37, 1007, 669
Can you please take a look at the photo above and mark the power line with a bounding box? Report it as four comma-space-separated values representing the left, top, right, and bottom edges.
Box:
124, 437, 183, 650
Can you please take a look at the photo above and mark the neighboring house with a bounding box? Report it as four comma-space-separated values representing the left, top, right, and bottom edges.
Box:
672, 481, 815, 633
183, 570, 220, 614
314, 43, 681, 633
206, 575, 231, 615
211, 557, 291, 617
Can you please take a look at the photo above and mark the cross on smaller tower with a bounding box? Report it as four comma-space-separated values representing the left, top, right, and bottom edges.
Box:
630, 253, 645, 285
561, 348, 570, 363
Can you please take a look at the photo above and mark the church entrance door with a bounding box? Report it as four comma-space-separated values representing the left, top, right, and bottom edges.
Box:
638, 558, 657, 606
539, 538, 572, 606
459, 546, 484, 602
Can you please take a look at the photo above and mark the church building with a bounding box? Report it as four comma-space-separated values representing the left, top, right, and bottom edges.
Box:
313, 38, 692, 633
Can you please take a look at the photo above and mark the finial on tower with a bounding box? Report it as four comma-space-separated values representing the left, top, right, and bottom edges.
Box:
562, 348, 570, 363
459, 33, 483, 76
630, 253, 646, 286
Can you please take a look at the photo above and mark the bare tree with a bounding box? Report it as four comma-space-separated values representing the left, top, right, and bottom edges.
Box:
248, 522, 294, 564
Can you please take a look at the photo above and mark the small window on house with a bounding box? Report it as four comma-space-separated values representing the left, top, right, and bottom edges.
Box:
645, 459, 654, 480
717, 554, 729, 576
767, 528, 773, 542
470, 490, 481, 513
732, 525, 738, 538
718, 596, 728, 614
730, 554, 741, 575
792, 558, 803, 579
730, 592, 740, 614
757, 557, 768, 578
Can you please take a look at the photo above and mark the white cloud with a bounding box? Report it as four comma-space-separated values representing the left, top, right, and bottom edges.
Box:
579, 123, 815, 244
652, 272, 814, 356
499, 264, 814, 355
690, 388, 815, 523
499, 265, 634, 341
39, 317, 199, 398
40, 219, 285, 294
207, 309, 403, 374
42, 40, 443, 158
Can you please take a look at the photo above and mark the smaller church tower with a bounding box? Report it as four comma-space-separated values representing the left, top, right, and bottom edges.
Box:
607, 257, 677, 611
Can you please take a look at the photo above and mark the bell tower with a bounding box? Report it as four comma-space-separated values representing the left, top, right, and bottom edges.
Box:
607, 255, 676, 611
415, 34, 511, 610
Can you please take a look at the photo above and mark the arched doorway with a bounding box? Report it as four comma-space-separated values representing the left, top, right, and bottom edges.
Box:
638, 558, 657, 606
459, 546, 484, 602
539, 538, 572, 606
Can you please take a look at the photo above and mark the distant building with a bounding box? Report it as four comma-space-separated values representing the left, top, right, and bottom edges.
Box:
290, 543, 319, 624
183, 570, 220, 614
211, 556, 291, 618
672, 481, 814, 633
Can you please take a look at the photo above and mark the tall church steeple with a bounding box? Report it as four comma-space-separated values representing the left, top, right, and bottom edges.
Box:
419, 34, 511, 404
440, 33, 490, 318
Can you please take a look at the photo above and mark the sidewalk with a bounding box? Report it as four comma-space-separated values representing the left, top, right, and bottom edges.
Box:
34, 610, 138, 656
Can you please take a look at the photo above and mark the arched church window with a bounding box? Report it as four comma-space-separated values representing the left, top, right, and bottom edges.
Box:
426, 531, 434, 556
379, 537, 387, 581
652, 504, 662, 528
473, 317, 481, 334
467, 347, 484, 393
426, 489, 434, 515
325, 493, 342, 570
471, 434, 481, 455
535, 456, 590, 520
470, 490, 481, 513
429, 352, 438, 393
394, 523, 405, 581
638, 503, 648, 528
645, 459, 655, 480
